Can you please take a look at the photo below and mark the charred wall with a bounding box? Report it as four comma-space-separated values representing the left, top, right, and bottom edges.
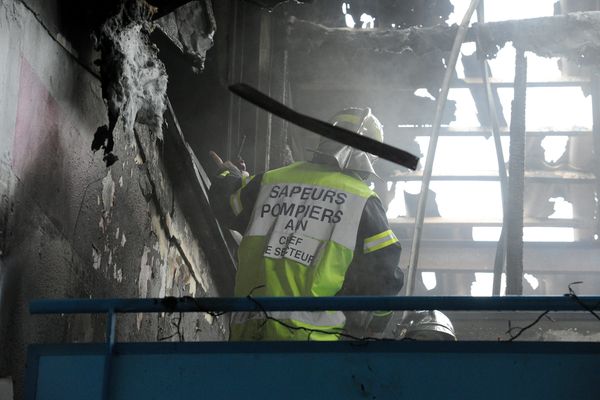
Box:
0, 0, 231, 397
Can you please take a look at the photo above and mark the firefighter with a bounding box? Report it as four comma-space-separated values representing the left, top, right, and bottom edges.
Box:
209, 107, 404, 340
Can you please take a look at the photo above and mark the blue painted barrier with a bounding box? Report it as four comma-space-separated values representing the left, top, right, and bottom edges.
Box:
26, 296, 600, 400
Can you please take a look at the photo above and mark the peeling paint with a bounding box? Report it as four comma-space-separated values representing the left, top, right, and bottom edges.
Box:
113, 263, 123, 283
137, 246, 153, 329
150, 206, 169, 259
158, 257, 167, 299
92, 245, 102, 270
185, 275, 197, 297
101, 169, 115, 215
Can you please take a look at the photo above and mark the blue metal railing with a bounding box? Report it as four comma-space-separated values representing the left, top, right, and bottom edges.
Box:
28, 295, 600, 400
29, 295, 600, 315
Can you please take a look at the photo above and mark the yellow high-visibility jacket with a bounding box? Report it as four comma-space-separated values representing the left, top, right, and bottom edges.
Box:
210, 161, 403, 341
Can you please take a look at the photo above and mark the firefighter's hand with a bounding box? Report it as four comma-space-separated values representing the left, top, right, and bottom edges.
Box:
209, 151, 249, 177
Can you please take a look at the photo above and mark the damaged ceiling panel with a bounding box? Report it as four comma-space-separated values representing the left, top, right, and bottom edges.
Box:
288, 19, 456, 92
290, 11, 600, 93
155, 0, 216, 71
245, 0, 313, 9
473, 11, 600, 62
286, 0, 453, 30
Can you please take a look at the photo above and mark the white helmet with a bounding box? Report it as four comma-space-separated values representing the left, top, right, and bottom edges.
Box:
311, 107, 384, 177
400, 310, 457, 341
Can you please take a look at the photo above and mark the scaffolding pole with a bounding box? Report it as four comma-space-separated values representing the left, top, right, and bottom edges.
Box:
505, 48, 527, 295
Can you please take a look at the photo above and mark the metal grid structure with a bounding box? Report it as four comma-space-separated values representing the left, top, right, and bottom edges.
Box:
391, 1, 600, 297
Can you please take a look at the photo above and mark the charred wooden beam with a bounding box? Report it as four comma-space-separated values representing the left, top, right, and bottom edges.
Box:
505, 49, 527, 296
291, 12, 600, 61
472, 12, 600, 62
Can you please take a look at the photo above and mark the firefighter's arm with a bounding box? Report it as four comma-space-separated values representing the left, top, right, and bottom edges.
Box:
208, 151, 261, 233
339, 196, 404, 336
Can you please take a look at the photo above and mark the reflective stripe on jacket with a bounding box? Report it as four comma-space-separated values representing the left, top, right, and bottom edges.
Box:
231, 162, 396, 341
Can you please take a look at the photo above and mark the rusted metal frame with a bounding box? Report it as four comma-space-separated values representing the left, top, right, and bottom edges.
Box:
405, 0, 481, 296
505, 49, 527, 295
475, 2, 508, 296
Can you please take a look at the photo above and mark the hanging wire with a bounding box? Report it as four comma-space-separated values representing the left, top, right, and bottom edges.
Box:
504, 282, 600, 341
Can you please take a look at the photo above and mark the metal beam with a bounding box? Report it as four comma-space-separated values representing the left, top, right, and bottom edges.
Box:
590, 73, 600, 239
30, 296, 600, 314
385, 171, 595, 183
397, 127, 591, 137
505, 49, 527, 295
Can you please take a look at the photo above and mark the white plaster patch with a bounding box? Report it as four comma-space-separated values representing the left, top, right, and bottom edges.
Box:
150, 209, 169, 259
137, 246, 153, 330
158, 255, 168, 299
99, 216, 105, 232
167, 216, 211, 294
101, 170, 116, 214
134, 154, 144, 165
92, 246, 102, 270
204, 313, 214, 325
185, 275, 197, 297
119, 176, 124, 187
113, 264, 123, 283
108, 250, 113, 267
115, 227, 120, 239
97, 195, 101, 206
121, 233, 127, 247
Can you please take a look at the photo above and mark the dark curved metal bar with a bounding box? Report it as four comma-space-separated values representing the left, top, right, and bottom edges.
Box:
228, 83, 420, 170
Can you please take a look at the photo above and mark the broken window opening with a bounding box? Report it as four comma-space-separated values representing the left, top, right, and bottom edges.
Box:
421, 271, 438, 291
548, 197, 574, 219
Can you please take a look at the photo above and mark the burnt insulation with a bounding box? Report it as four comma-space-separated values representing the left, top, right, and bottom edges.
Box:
92, 0, 168, 167
155, 0, 216, 72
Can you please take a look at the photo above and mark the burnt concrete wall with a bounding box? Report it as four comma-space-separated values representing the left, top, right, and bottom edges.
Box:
0, 0, 227, 397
